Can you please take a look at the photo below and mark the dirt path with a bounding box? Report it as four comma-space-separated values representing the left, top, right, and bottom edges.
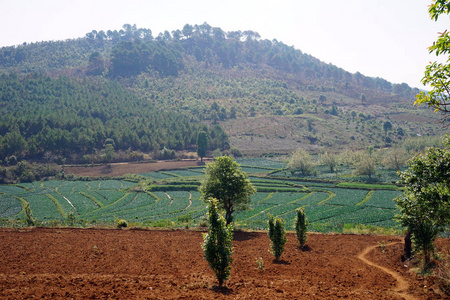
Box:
185, 192, 192, 209
358, 242, 417, 300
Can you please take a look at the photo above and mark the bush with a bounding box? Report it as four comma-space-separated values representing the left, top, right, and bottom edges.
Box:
230, 147, 242, 157
67, 212, 76, 226
268, 214, 287, 260
24, 202, 35, 226
295, 208, 308, 248
115, 218, 128, 229
202, 198, 233, 286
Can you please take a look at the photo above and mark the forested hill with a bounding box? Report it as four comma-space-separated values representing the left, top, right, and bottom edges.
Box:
0, 23, 418, 98
0, 23, 444, 163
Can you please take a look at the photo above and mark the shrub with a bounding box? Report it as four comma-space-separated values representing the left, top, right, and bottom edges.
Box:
67, 212, 76, 226
268, 214, 287, 260
295, 207, 308, 248
115, 218, 128, 229
202, 198, 233, 286
230, 147, 242, 157
24, 202, 35, 226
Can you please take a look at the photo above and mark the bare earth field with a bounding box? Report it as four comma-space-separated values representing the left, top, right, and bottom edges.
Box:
0, 228, 448, 299
65, 160, 203, 177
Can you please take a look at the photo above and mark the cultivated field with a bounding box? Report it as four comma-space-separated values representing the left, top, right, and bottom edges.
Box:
0, 158, 402, 232
0, 228, 447, 299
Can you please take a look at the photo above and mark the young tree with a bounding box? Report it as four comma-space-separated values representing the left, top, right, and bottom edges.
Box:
295, 207, 308, 249
199, 156, 256, 224
268, 214, 287, 261
319, 152, 338, 172
353, 154, 376, 179
287, 148, 314, 176
197, 131, 208, 163
415, 0, 450, 120
202, 198, 233, 286
381, 148, 407, 171
395, 141, 450, 269
383, 121, 393, 134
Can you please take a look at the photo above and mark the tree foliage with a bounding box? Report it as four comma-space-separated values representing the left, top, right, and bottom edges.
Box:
287, 148, 314, 175
318, 152, 338, 172
268, 214, 287, 261
381, 148, 407, 171
199, 156, 256, 224
0, 73, 228, 161
415, 0, 450, 120
202, 198, 233, 286
295, 207, 308, 248
395, 138, 450, 268
353, 153, 376, 179
197, 131, 208, 162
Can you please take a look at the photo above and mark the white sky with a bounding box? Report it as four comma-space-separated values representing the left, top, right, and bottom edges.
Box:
0, 0, 448, 88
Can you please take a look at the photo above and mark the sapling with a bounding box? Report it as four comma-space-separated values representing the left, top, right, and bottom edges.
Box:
295, 207, 308, 248
202, 198, 233, 286
268, 214, 287, 260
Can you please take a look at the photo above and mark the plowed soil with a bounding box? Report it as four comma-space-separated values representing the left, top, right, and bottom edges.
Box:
0, 228, 448, 299
65, 160, 203, 177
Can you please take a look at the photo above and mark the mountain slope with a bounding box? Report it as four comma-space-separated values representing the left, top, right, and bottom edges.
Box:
0, 23, 445, 161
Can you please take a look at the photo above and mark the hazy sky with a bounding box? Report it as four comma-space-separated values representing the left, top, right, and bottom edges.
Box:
0, 0, 447, 88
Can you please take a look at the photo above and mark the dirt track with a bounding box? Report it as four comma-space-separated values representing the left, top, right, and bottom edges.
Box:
0, 228, 447, 299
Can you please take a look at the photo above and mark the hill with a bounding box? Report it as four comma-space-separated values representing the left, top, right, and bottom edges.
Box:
0, 23, 446, 163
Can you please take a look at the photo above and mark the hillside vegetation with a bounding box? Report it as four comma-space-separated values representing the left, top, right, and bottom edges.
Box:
0, 23, 446, 164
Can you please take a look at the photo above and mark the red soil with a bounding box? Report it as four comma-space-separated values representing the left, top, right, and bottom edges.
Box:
65, 160, 204, 177
1, 228, 448, 299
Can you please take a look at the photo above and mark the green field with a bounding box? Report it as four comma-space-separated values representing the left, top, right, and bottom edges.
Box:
0, 158, 403, 232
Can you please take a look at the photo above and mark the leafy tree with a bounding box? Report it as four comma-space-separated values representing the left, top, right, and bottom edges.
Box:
295, 207, 308, 248
202, 198, 233, 286
319, 94, 326, 103
415, 0, 450, 119
103, 143, 115, 164
381, 148, 407, 171
353, 154, 376, 179
268, 214, 287, 261
319, 152, 338, 172
360, 93, 366, 105
383, 121, 393, 134
86, 52, 106, 75
199, 156, 256, 224
395, 139, 450, 268
287, 148, 314, 176
230, 147, 242, 157
212, 148, 223, 158
197, 131, 208, 162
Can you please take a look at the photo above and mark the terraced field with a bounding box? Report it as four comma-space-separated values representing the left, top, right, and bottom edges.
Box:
0, 158, 402, 232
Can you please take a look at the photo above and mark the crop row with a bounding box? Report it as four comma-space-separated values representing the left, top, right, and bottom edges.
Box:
0, 175, 402, 232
